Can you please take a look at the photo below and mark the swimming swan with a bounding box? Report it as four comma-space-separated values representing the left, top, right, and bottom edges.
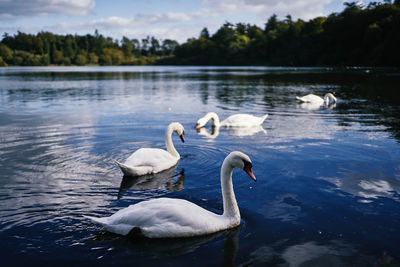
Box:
195, 112, 268, 129
296, 93, 337, 105
86, 151, 256, 238
116, 122, 185, 176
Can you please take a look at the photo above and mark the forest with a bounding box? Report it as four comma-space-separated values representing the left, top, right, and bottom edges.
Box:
0, 1, 399, 67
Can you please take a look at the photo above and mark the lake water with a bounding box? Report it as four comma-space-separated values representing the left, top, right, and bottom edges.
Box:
0, 66, 399, 266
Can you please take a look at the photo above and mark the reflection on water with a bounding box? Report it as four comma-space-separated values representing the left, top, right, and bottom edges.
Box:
259, 194, 303, 222
0, 66, 399, 265
243, 240, 387, 266
319, 165, 400, 203
86, 225, 240, 265
118, 168, 185, 199
297, 102, 336, 111
196, 125, 267, 139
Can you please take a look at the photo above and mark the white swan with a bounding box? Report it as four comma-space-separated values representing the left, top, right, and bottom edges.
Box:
195, 112, 268, 129
296, 93, 337, 105
115, 122, 185, 176
86, 151, 256, 238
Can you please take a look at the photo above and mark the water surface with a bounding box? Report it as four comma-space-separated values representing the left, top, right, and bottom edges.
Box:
1, 66, 400, 266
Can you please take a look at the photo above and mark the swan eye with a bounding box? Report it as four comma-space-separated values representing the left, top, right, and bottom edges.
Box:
243, 160, 252, 170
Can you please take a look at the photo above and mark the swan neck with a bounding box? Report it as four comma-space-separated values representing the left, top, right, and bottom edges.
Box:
324, 94, 335, 104
209, 113, 220, 127
165, 126, 179, 158
221, 160, 240, 220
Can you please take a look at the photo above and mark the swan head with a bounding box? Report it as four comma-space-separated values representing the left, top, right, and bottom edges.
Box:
169, 122, 185, 142
226, 151, 256, 182
195, 112, 218, 129
195, 116, 209, 129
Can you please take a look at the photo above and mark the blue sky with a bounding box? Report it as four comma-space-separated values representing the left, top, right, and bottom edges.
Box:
0, 0, 381, 43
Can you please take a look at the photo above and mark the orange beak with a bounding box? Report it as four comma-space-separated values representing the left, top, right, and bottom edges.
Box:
195, 123, 201, 130
244, 167, 256, 182
179, 133, 185, 143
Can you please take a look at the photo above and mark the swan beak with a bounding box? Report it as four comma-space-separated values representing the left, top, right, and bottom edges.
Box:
244, 167, 256, 182
195, 123, 201, 130
179, 133, 185, 143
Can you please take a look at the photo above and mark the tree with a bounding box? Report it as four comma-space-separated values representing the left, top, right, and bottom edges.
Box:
52, 50, 63, 64
150, 37, 160, 55
200, 27, 210, 39
265, 14, 278, 32
88, 53, 98, 64
74, 54, 87, 65
141, 37, 150, 55
99, 54, 112, 65
121, 36, 133, 57
41, 54, 50, 65
0, 44, 13, 62
0, 56, 7, 66
63, 37, 74, 58
162, 39, 179, 55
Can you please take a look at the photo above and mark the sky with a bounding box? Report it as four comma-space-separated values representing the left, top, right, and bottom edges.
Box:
0, 0, 381, 44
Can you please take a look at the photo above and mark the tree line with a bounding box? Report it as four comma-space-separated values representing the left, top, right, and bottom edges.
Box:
0, 30, 178, 66
1, 1, 399, 67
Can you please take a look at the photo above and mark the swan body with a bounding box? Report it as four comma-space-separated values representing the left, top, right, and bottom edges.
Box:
196, 112, 268, 129
296, 93, 337, 105
116, 122, 185, 176
86, 151, 256, 238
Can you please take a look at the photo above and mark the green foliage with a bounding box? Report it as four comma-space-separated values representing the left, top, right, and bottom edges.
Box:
121, 36, 133, 57
88, 53, 99, 64
62, 57, 71, 66
52, 50, 63, 64
99, 54, 112, 65
41, 54, 50, 66
0, 30, 176, 66
0, 56, 7, 66
11, 50, 45, 66
0, 44, 13, 62
161, 39, 179, 55
74, 54, 87, 66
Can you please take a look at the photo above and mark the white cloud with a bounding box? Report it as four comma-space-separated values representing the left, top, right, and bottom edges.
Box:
201, 0, 333, 20
39, 7, 220, 42
0, 0, 95, 18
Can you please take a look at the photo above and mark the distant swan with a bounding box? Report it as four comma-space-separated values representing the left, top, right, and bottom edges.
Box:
195, 112, 268, 129
86, 151, 256, 238
116, 122, 185, 176
296, 93, 337, 105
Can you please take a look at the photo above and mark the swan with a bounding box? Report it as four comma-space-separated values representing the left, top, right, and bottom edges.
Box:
85, 151, 256, 238
296, 93, 337, 105
115, 122, 185, 176
195, 112, 268, 129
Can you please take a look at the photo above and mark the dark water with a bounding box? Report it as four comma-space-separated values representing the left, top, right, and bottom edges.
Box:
1, 66, 400, 266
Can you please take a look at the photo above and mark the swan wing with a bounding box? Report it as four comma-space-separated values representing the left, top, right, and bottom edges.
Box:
117, 148, 179, 176
296, 94, 324, 103
221, 114, 268, 127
